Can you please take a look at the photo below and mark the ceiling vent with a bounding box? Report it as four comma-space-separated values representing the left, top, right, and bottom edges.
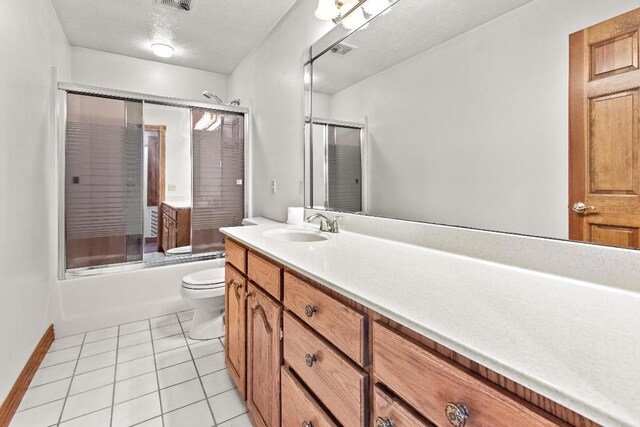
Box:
329, 42, 357, 56
158, 0, 192, 11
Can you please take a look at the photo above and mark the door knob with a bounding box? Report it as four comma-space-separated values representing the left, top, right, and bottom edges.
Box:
572, 202, 595, 214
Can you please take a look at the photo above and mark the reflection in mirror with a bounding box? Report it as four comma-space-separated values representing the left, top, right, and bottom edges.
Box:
143, 104, 192, 260
306, 0, 640, 249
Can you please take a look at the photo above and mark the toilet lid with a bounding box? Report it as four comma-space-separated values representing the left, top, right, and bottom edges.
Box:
182, 268, 225, 287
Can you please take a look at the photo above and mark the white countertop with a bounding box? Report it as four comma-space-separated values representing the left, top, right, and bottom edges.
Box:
162, 201, 191, 209
220, 223, 640, 427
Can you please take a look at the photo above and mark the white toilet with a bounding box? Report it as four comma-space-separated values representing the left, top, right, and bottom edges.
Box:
181, 267, 226, 340
181, 217, 278, 340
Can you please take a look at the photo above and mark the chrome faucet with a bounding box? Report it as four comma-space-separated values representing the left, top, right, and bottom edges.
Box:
306, 213, 342, 233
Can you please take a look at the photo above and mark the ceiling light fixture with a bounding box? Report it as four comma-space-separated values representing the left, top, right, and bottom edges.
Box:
151, 43, 174, 58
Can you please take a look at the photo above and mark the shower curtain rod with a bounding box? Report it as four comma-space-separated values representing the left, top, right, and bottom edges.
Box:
58, 82, 249, 115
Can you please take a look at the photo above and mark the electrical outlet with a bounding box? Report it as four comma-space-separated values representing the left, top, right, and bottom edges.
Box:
168, 184, 176, 191
271, 179, 277, 194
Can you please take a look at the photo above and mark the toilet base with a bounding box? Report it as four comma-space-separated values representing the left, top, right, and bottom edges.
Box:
187, 308, 224, 340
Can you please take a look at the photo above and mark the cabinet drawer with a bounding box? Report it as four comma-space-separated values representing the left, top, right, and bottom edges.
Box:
281, 366, 337, 427
372, 322, 563, 427
284, 272, 366, 366
225, 239, 246, 273
373, 385, 434, 427
284, 312, 367, 427
248, 252, 282, 300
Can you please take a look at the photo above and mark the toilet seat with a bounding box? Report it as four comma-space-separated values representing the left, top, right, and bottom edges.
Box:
182, 267, 225, 290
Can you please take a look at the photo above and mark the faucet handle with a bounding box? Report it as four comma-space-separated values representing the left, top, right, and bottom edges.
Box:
318, 218, 331, 232
331, 216, 343, 233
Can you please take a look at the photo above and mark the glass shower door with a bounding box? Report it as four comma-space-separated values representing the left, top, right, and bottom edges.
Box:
65, 93, 143, 269
191, 109, 245, 254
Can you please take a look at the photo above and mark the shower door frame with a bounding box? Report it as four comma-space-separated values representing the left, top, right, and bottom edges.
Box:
305, 116, 366, 213
57, 82, 250, 280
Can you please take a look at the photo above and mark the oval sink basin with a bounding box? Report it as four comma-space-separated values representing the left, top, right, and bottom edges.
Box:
262, 228, 331, 243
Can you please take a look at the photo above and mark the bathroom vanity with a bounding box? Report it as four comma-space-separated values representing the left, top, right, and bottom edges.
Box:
159, 201, 191, 253
219, 220, 636, 427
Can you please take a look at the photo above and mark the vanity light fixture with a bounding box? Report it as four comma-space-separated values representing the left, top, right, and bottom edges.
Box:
362, 0, 391, 15
314, 0, 359, 22
151, 43, 174, 58
341, 7, 369, 30
315, 0, 393, 30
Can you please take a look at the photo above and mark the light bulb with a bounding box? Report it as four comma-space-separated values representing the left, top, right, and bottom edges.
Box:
341, 7, 368, 30
151, 43, 174, 58
315, 0, 340, 21
362, 0, 390, 15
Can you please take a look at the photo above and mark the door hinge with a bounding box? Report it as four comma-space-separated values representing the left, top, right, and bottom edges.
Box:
280, 328, 283, 340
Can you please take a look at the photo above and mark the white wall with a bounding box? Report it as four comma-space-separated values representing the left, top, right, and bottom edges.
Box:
329, 0, 640, 240
0, 0, 70, 402
230, 0, 334, 222
71, 47, 229, 103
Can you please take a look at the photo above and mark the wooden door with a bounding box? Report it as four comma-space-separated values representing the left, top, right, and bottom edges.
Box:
225, 265, 247, 399
246, 283, 282, 427
569, 8, 640, 248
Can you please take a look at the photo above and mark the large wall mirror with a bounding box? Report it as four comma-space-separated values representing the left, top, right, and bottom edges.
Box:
305, 0, 640, 250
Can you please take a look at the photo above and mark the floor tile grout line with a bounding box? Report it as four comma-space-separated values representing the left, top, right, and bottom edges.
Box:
176, 318, 219, 427
108, 325, 120, 427
14, 397, 66, 414
55, 332, 87, 426
56, 388, 159, 426
54, 310, 192, 342
35, 340, 221, 384
148, 318, 167, 427
56, 402, 111, 425
219, 411, 250, 425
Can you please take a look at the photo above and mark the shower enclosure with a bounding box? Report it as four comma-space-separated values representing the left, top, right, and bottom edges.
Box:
305, 119, 364, 213
60, 84, 248, 277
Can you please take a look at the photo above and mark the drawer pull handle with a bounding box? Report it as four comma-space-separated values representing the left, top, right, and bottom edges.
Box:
305, 353, 317, 367
445, 402, 469, 427
304, 305, 317, 317
302, 422, 313, 427
375, 417, 393, 427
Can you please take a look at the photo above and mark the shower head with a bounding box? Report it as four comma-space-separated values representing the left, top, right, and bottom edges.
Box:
202, 91, 223, 104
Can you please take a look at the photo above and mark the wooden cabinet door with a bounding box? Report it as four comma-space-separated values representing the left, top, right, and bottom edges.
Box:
246, 282, 282, 427
569, 8, 640, 248
162, 218, 169, 253
225, 265, 247, 399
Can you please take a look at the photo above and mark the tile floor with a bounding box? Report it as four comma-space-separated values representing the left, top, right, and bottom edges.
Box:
11, 311, 250, 427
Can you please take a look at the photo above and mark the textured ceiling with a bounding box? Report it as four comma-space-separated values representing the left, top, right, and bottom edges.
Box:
313, 0, 535, 94
51, 0, 298, 74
